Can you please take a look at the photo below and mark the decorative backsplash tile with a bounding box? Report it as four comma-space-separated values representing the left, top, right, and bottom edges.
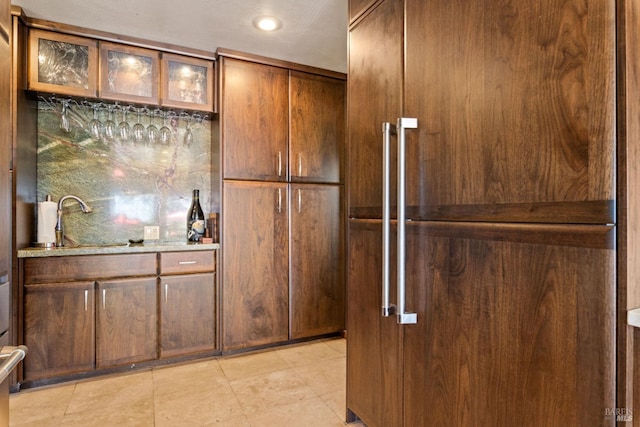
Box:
36, 101, 214, 245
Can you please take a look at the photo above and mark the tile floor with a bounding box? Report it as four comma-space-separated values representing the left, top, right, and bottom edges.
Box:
9, 338, 364, 426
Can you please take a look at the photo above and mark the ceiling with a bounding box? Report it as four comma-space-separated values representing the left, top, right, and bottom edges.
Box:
11, 0, 349, 73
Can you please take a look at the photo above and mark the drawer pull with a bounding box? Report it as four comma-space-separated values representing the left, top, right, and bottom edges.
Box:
178, 261, 197, 265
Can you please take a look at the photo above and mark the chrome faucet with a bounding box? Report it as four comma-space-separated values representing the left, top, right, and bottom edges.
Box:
55, 195, 93, 247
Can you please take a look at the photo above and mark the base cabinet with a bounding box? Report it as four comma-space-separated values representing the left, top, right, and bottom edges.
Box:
160, 273, 216, 358
96, 277, 157, 368
24, 282, 95, 381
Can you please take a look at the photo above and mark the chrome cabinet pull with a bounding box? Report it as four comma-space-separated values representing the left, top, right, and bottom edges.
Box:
84, 289, 88, 312
278, 151, 282, 177
297, 153, 303, 177
277, 188, 282, 213
396, 117, 418, 325
0, 346, 27, 384
297, 188, 302, 213
164, 284, 169, 303
178, 261, 197, 265
102, 288, 106, 311
382, 122, 396, 317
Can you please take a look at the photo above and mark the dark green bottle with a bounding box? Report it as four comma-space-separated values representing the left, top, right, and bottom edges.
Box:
187, 189, 205, 242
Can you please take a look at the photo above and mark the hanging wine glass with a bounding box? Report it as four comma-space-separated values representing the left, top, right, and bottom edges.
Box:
182, 112, 193, 148
159, 111, 173, 145
132, 107, 146, 145
86, 101, 103, 140
118, 105, 131, 143
103, 104, 117, 142
147, 109, 159, 144
59, 98, 72, 134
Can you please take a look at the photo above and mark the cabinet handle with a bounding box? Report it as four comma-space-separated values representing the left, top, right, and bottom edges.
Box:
297, 153, 302, 177
84, 289, 88, 312
178, 261, 197, 265
277, 188, 282, 213
396, 117, 418, 325
382, 122, 396, 318
164, 284, 169, 303
278, 151, 282, 177
102, 289, 106, 311
297, 188, 302, 213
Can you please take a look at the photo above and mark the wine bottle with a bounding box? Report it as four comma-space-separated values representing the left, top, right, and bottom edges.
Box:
187, 189, 205, 242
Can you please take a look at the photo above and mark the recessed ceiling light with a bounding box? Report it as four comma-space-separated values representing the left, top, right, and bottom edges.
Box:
253, 15, 283, 32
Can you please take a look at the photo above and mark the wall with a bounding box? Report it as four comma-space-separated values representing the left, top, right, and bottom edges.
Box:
36, 101, 213, 245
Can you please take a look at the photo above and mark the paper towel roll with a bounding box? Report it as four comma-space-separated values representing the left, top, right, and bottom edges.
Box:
37, 196, 58, 244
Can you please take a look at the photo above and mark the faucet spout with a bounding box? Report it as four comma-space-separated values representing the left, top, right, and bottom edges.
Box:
55, 195, 93, 246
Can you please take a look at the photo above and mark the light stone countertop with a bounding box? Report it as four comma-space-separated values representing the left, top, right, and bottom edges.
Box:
17, 242, 220, 258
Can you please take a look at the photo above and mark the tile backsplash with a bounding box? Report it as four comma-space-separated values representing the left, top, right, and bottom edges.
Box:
36, 101, 213, 245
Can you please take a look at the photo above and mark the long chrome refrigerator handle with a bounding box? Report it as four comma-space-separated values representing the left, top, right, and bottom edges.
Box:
0, 346, 27, 384
382, 122, 396, 317
396, 117, 418, 325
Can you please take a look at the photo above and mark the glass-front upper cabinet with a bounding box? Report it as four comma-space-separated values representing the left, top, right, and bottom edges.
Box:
161, 53, 214, 112
99, 42, 159, 104
28, 29, 98, 97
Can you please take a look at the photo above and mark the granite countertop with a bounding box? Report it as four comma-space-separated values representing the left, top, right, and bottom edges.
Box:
17, 241, 220, 258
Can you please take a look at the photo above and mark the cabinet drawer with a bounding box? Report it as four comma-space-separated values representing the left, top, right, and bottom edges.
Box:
24, 253, 157, 284
160, 251, 215, 275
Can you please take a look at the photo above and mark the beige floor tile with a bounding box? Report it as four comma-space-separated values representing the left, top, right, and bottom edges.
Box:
218, 350, 290, 381
325, 338, 346, 355
294, 357, 346, 396
320, 389, 347, 422
65, 370, 153, 415
9, 383, 75, 426
59, 399, 154, 427
276, 340, 344, 368
244, 396, 344, 427
9, 415, 67, 427
229, 368, 317, 415
200, 414, 251, 427
154, 381, 244, 427
152, 358, 227, 397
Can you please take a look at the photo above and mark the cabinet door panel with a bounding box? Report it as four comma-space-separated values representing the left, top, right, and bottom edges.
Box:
0, 36, 8, 277
347, 220, 402, 427
403, 222, 615, 426
404, 0, 615, 222
290, 184, 344, 339
290, 72, 345, 184
347, 0, 403, 218
24, 282, 95, 380
222, 181, 289, 350
160, 273, 216, 357
96, 277, 157, 368
222, 58, 288, 181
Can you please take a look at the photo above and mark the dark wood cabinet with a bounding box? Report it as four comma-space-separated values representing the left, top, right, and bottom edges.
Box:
23, 281, 95, 381
159, 273, 216, 358
96, 277, 157, 368
221, 56, 345, 183
289, 71, 345, 184
290, 184, 344, 339
221, 58, 289, 181
222, 180, 289, 351
347, 0, 618, 425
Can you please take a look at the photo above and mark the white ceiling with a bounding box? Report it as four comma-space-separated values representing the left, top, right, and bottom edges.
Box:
11, 0, 349, 73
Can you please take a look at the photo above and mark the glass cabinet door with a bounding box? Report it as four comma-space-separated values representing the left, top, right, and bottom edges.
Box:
28, 29, 98, 97
160, 53, 214, 112
99, 42, 159, 104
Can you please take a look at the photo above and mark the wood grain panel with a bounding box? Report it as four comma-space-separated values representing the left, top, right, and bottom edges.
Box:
222, 181, 289, 350
221, 58, 288, 181
160, 273, 216, 357
289, 71, 345, 184
402, 221, 615, 426
404, 0, 615, 214
347, 221, 402, 427
0, 32, 8, 278
290, 184, 344, 339
96, 277, 157, 368
23, 282, 95, 380
159, 251, 215, 275
24, 253, 157, 284
347, 0, 403, 217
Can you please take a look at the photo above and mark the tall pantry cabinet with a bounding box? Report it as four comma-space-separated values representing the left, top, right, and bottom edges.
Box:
218, 51, 345, 351
346, 0, 632, 426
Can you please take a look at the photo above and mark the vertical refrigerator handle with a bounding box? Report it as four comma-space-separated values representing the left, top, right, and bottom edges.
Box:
382, 122, 396, 317
396, 117, 418, 325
